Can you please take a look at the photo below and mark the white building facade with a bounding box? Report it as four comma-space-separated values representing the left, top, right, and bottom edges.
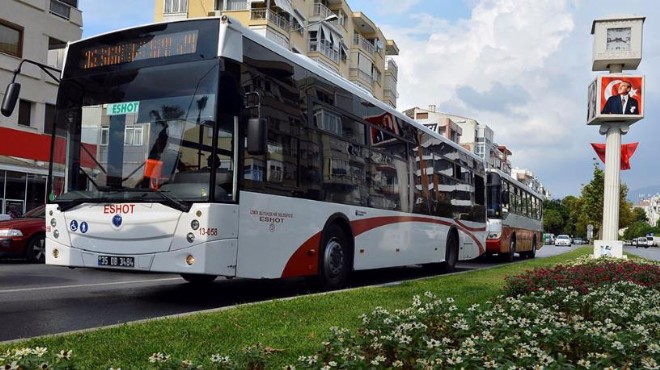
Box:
0, 0, 82, 215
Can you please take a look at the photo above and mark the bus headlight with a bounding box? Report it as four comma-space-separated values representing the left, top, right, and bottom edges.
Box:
190, 220, 199, 230
186, 233, 195, 243
488, 232, 501, 239
53, 248, 59, 258
50, 218, 57, 227
53, 229, 60, 239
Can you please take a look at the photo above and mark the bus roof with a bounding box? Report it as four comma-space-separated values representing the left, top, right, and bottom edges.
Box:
67, 16, 483, 164
488, 168, 544, 199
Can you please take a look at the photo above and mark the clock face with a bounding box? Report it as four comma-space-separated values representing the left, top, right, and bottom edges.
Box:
606, 27, 631, 51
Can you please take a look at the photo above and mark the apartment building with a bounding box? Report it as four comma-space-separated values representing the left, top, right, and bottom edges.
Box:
0, 0, 82, 216
154, 0, 400, 107
402, 106, 513, 171
511, 167, 550, 199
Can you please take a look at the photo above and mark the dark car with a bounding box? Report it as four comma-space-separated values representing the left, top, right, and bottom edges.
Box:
0, 205, 46, 263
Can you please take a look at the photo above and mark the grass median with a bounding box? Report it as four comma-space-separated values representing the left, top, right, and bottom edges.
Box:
1, 247, 604, 368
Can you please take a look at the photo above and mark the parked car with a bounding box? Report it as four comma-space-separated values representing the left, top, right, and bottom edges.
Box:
0, 205, 46, 262
554, 234, 572, 247
635, 236, 651, 248
573, 237, 586, 245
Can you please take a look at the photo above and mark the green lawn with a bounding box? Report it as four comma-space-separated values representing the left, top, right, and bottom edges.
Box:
2, 247, 597, 369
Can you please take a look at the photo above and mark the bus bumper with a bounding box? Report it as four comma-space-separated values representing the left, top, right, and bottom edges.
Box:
45, 238, 238, 277
486, 238, 503, 254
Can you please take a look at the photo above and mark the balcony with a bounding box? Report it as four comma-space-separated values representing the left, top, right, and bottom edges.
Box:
313, 2, 333, 20
353, 34, 374, 55
385, 58, 398, 79
50, 0, 76, 20
309, 40, 339, 63
251, 9, 290, 32
349, 68, 374, 86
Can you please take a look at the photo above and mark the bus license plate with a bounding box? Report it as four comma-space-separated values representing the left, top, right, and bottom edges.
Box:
98, 255, 135, 268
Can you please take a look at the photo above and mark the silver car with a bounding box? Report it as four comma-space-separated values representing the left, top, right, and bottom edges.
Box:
554, 234, 572, 247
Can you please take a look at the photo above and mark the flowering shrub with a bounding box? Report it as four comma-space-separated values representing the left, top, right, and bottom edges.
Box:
0, 347, 74, 369
298, 282, 659, 369
3, 258, 659, 369
503, 256, 660, 297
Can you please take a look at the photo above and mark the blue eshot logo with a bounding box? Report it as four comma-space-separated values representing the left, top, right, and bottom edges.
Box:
112, 214, 123, 228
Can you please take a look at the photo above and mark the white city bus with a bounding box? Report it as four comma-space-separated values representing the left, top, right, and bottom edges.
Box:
3, 16, 487, 289
486, 168, 543, 261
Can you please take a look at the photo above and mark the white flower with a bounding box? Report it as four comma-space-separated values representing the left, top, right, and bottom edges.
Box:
56, 350, 73, 360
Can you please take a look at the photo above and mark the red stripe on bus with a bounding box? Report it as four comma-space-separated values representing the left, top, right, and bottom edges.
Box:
282, 216, 485, 278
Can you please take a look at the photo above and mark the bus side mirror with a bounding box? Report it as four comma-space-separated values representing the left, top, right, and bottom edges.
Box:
1, 82, 21, 117
247, 117, 267, 155
500, 190, 510, 205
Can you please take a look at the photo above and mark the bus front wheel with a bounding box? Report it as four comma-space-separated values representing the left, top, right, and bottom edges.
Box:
440, 230, 459, 273
318, 224, 350, 291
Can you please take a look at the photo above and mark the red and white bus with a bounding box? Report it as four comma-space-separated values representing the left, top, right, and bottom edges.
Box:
486, 168, 543, 261
2, 16, 487, 289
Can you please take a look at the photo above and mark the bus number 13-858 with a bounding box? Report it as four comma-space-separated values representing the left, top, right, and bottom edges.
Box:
200, 228, 218, 236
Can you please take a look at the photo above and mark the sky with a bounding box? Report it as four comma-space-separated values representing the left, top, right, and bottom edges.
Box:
78, 0, 659, 201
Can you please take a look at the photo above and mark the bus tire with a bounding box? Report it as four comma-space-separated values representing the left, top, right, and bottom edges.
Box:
440, 230, 459, 273
525, 237, 537, 259
501, 237, 515, 262
318, 224, 350, 291
180, 273, 217, 284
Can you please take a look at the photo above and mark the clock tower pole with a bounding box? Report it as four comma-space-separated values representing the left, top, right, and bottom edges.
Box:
588, 15, 645, 258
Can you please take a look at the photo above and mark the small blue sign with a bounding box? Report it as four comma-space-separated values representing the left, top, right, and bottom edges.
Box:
70, 220, 78, 232
112, 215, 123, 228
80, 221, 88, 234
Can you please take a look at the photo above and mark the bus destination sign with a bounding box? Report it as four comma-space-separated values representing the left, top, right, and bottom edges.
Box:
80, 30, 199, 69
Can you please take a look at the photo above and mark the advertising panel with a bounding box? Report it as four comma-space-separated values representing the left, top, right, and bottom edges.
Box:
587, 74, 644, 125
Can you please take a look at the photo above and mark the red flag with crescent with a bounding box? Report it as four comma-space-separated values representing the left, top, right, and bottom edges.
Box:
591, 143, 639, 170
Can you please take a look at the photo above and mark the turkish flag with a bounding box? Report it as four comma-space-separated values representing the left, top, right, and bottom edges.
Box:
591, 143, 639, 170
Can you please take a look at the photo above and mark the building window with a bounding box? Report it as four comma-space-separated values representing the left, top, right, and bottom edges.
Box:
124, 126, 144, 146
18, 100, 32, 127
101, 126, 144, 146
0, 19, 23, 57
164, 0, 188, 13
44, 104, 56, 135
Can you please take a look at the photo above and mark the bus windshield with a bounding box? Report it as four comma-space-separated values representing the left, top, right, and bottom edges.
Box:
486, 172, 503, 217
52, 59, 239, 211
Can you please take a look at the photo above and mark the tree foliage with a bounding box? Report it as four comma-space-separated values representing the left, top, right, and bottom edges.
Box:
543, 164, 637, 240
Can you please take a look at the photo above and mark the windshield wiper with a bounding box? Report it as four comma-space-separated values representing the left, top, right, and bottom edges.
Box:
56, 196, 107, 212
140, 189, 191, 212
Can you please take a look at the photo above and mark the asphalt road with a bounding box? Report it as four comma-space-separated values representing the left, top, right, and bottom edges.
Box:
2, 244, 654, 343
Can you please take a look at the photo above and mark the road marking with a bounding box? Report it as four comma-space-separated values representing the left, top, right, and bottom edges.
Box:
0, 277, 183, 294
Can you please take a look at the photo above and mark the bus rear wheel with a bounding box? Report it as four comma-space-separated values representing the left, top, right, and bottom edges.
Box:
318, 224, 350, 291
180, 273, 218, 284
524, 238, 537, 259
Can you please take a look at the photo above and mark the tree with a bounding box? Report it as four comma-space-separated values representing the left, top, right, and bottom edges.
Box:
578, 164, 633, 239
562, 195, 582, 236
543, 199, 569, 234
580, 165, 604, 238
632, 207, 649, 223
